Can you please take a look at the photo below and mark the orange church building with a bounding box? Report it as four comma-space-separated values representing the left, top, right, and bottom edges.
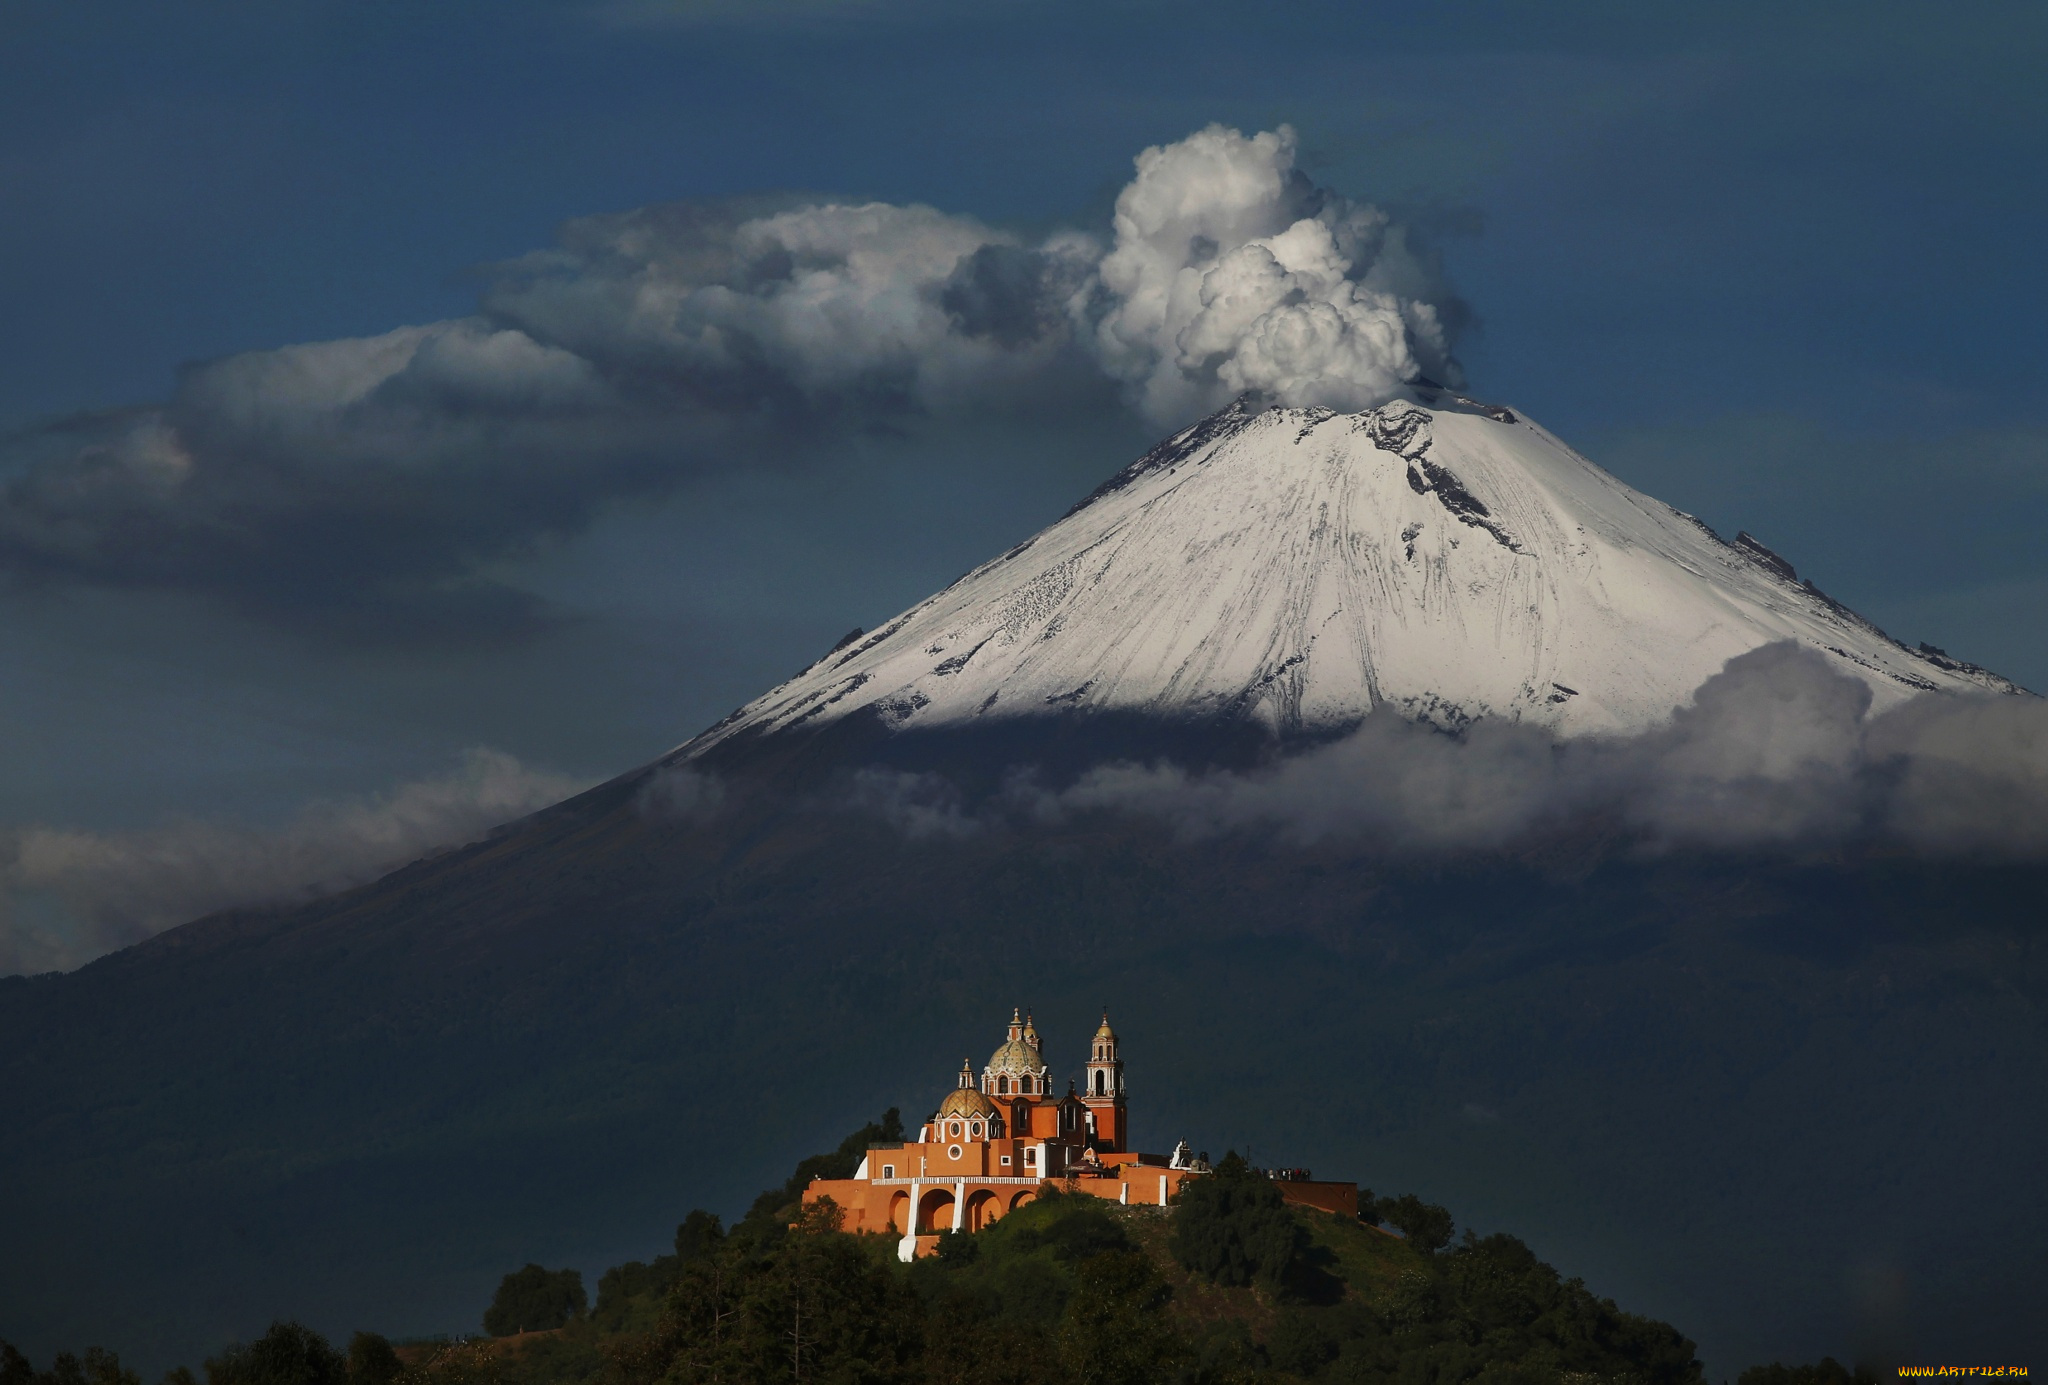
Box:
802, 1009, 1358, 1259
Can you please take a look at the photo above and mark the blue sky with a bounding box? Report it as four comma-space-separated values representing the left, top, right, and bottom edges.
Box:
2, 0, 2045, 970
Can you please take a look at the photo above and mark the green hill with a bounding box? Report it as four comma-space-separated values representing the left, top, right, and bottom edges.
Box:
10, 1115, 1909, 1385
385, 1128, 1710, 1385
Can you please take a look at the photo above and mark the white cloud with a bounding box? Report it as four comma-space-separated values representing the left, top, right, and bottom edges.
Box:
844, 767, 981, 840
988, 643, 2048, 858
1864, 689, 2048, 854
638, 764, 725, 821
0, 748, 588, 976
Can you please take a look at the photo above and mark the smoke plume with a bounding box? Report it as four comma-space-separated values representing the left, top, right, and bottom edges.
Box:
1087, 124, 1463, 425
0, 126, 1464, 630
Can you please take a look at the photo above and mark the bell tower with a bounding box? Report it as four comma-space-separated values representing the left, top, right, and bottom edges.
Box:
1080, 1009, 1127, 1152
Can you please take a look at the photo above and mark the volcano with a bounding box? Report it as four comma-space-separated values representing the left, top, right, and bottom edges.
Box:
2, 394, 2043, 1377
687, 393, 2018, 767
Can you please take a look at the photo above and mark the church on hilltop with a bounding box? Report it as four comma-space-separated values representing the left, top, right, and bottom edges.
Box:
802, 1008, 1358, 1260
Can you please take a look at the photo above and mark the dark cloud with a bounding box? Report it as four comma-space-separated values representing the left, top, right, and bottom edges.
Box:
0, 125, 1467, 637
0, 325, 684, 636
941, 243, 1082, 350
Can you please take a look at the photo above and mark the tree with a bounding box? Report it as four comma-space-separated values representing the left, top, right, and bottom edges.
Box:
1057, 1251, 1183, 1385
481, 1264, 587, 1336
0, 1349, 138, 1385
1373, 1193, 1454, 1253
623, 1244, 752, 1385
673, 1209, 725, 1262
204, 1323, 347, 1385
629, 1213, 920, 1385
342, 1335, 399, 1385
1170, 1151, 1310, 1290
749, 1214, 920, 1383
80, 1352, 138, 1385
738, 1108, 907, 1240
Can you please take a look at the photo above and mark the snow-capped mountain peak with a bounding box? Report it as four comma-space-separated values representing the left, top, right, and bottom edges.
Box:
683, 394, 2020, 755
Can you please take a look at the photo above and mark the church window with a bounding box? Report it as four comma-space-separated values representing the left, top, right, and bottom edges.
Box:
882, 1164, 895, 1179
998, 1076, 1008, 1094
1001, 1155, 1011, 1166
948, 1144, 962, 1160
949, 1121, 961, 1138
970, 1121, 982, 1137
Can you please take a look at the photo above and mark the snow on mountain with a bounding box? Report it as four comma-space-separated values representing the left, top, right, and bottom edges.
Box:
682, 394, 2022, 754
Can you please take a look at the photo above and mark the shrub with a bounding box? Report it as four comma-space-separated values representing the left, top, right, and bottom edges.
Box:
1373, 1192, 1455, 1253
1001, 1197, 1131, 1263
342, 1335, 399, 1385
1170, 1151, 1310, 1290
1740, 1360, 1879, 1385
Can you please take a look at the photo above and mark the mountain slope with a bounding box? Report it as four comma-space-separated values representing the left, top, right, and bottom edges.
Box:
689, 395, 2017, 756
3, 394, 2044, 1377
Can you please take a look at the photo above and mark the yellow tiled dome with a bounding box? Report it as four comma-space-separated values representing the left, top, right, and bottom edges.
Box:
986, 1037, 1042, 1072
937, 1085, 999, 1119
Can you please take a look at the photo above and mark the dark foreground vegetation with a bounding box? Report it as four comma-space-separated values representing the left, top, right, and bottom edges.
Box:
5, 1116, 1883, 1385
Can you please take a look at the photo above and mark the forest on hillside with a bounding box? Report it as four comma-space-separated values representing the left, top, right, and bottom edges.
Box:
4, 1113, 1884, 1385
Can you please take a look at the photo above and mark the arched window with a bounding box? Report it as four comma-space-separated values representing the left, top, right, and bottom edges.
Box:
1093, 1071, 1104, 1095
997, 1076, 1008, 1094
